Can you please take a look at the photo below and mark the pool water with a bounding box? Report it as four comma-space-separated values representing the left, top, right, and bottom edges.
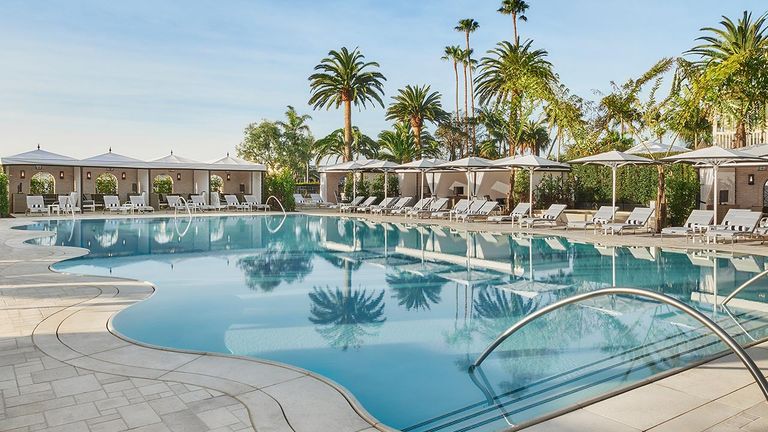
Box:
21, 215, 768, 431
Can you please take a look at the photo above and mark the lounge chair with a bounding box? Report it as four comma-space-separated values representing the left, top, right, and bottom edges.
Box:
431, 199, 469, 219
410, 197, 449, 218
225, 194, 249, 211
378, 197, 413, 215
394, 197, 432, 215
294, 193, 314, 208
103, 195, 131, 214
567, 206, 617, 231
209, 192, 227, 211
58, 193, 81, 214
367, 197, 396, 213
660, 210, 714, 240
353, 196, 379, 212
166, 195, 189, 212
190, 195, 212, 211
26, 195, 47, 215
601, 207, 654, 235
339, 196, 365, 212
456, 200, 498, 222
705, 211, 763, 244
520, 204, 567, 228
309, 193, 333, 208
129, 195, 155, 213
487, 203, 531, 223
244, 195, 270, 211
341, 196, 375, 213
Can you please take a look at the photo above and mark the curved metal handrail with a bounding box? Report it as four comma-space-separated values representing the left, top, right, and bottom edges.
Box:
172, 197, 192, 238
722, 269, 768, 306
265, 195, 286, 215
470, 287, 768, 401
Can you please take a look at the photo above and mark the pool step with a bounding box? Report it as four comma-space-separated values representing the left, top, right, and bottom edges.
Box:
402, 311, 768, 432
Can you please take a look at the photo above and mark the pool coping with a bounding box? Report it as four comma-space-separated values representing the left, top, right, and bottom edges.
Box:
6, 211, 768, 431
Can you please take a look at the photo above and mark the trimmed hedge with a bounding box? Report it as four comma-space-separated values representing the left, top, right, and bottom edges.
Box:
0, 172, 8, 217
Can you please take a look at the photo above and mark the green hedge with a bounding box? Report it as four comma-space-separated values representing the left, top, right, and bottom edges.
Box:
264, 169, 296, 211
0, 172, 8, 217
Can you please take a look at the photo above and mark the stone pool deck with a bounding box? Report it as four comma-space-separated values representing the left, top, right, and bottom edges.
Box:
2, 210, 768, 432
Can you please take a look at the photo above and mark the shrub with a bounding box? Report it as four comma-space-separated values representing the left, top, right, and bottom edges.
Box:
0, 172, 8, 217
343, 174, 373, 200
535, 174, 574, 209
370, 174, 399, 200
153, 176, 173, 194
95, 173, 117, 194
665, 164, 699, 226
264, 169, 296, 211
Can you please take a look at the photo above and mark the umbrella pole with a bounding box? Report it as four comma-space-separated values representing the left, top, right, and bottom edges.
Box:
529, 169, 534, 217
713, 164, 719, 224
353, 172, 357, 200
612, 165, 617, 219
420, 170, 424, 201
466, 170, 472, 199
384, 172, 388, 201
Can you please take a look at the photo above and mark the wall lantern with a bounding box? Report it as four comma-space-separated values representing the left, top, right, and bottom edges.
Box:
226, 173, 231, 181
20, 170, 25, 179
748, 174, 755, 185
122, 172, 127, 180
177, 173, 182, 181
59, 171, 65, 179
86, 172, 92, 180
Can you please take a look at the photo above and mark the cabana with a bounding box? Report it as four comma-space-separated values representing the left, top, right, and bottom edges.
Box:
2, 146, 266, 214
492, 155, 570, 217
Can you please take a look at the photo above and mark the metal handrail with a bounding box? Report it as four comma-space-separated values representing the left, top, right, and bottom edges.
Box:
265, 195, 286, 215
722, 269, 768, 306
470, 287, 768, 401
172, 197, 192, 238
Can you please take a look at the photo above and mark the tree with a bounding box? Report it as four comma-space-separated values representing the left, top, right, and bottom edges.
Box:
313, 127, 378, 165
520, 119, 549, 155
435, 119, 468, 161
497, 0, 529, 44
378, 122, 441, 164
385, 84, 449, 159
237, 120, 282, 171
456, 19, 480, 153
276, 106, 314, 182
308, 47, 386, 161
686, 11, 768, 147
441, 45, 463, 126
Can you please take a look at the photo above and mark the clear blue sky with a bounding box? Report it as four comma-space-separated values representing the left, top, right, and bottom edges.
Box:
1, 0, 765, 160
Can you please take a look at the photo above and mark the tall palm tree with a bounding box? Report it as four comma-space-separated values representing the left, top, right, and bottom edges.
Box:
456, 19, 480, 154
276, 106, 313, 181
385, 85, 449, 159
520, 119, 549, 155
686, 11, 768, 147
497, 0, 529, 44
442, 45, 463, 124
308, 47, 386, 161
378, 122, 440, 164
458, 48, 471, 156
313, 127, 378, 165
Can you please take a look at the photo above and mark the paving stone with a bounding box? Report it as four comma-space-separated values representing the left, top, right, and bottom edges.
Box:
161, 409, 209, 432
148, 396, 186, 415
89, 418, 128, 432
51, 374, 101, 397
116, 402, 161, 428
43, 402, 100, 426
197, 407, 240, 429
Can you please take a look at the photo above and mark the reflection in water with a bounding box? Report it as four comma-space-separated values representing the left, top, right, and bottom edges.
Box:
18, 215, 768, 432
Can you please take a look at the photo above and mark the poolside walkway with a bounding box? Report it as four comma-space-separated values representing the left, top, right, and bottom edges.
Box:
2, 211, 768, 431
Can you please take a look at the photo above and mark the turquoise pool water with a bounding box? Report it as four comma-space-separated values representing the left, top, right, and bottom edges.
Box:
21, 215, 768, 431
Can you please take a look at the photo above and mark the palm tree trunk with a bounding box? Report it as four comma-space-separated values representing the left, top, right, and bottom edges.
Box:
513, 13, 518, 45
462, 63, 469, 157
413, 121, 423, 160
343, 99, 353, 162
466, 33, 477, 156
655, 165, 666, 232
453, 61, 459, 124
735, 119, 747, 148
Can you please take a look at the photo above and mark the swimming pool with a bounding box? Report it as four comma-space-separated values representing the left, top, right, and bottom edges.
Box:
21, 215, 768, 431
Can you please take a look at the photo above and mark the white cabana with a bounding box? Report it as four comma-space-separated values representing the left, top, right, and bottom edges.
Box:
2, 145, 80, 166
396, 158, 448, 201
493, 155, 570, 216
570, 150, 656, 219
663, 146, 762, 223
434, 157, 495, 199
81, 149, 146, 168
209, 153, 267, 171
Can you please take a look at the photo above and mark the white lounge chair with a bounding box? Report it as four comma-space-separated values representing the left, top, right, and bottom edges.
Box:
166, 195, 189, 212
190, 195, 212, 211
432, 199, 469, 219
209, 192, 227, 211
456, 200, 498, 222
378, 197, 413, 215
487, 203, 531, 223
660, 210, 714, 240
129, 195, 155, 213
601, 207, 654, 235
394, 197, 432, 215
103, 195, 131, 214
410, 197, 449, 218
309, 193, 333, 208
58, 193, 81, 214
340, 196, 365, 212
567, 206, 617, 231
353, 196, 379, 212
244, 195, 270, 211
225, 195, 249, 211
294, 193, 314, 208
367, 197, 396, 213
26, 196, 47, 215
520, 204, 567, 228
705, 211, 763, 244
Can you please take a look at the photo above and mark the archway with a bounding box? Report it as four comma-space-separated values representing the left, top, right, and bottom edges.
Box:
95, 173, 118, 194
30, 172, 55, 195
153, 174, 173, 194
210, 174, 224, 193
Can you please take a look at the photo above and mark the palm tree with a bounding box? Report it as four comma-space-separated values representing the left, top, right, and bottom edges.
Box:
520, 119, 549, 155
456, 19, 480, 154
313, 127, 378, 165
497, 0, 529, 44
442, 45, 463, 124
385, 85, 449, 159
276, 106, 313, 181
378, 122, 441, 164
686, 11, 768, 147
308, 47, 386, 161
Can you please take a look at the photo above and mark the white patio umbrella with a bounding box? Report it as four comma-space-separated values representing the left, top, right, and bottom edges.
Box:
493, 155, 570, 217
362, 160, 399, 200
626, 140, 689, 155
663, 146, 762, 223
570, 150, 656, 219
323, 159, 373, 199
396, 158, 448, 201
434, 157, 495, 199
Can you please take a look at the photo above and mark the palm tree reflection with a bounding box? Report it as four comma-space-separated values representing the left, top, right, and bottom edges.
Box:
309, 285, 386, 350
387, 272, 445, 311
237, 247, 313, 292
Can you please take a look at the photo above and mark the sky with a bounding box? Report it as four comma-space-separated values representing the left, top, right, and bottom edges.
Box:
1, 0, 766, 161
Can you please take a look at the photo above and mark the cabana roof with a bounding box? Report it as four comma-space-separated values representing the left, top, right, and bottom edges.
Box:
1, 147, 266, 171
